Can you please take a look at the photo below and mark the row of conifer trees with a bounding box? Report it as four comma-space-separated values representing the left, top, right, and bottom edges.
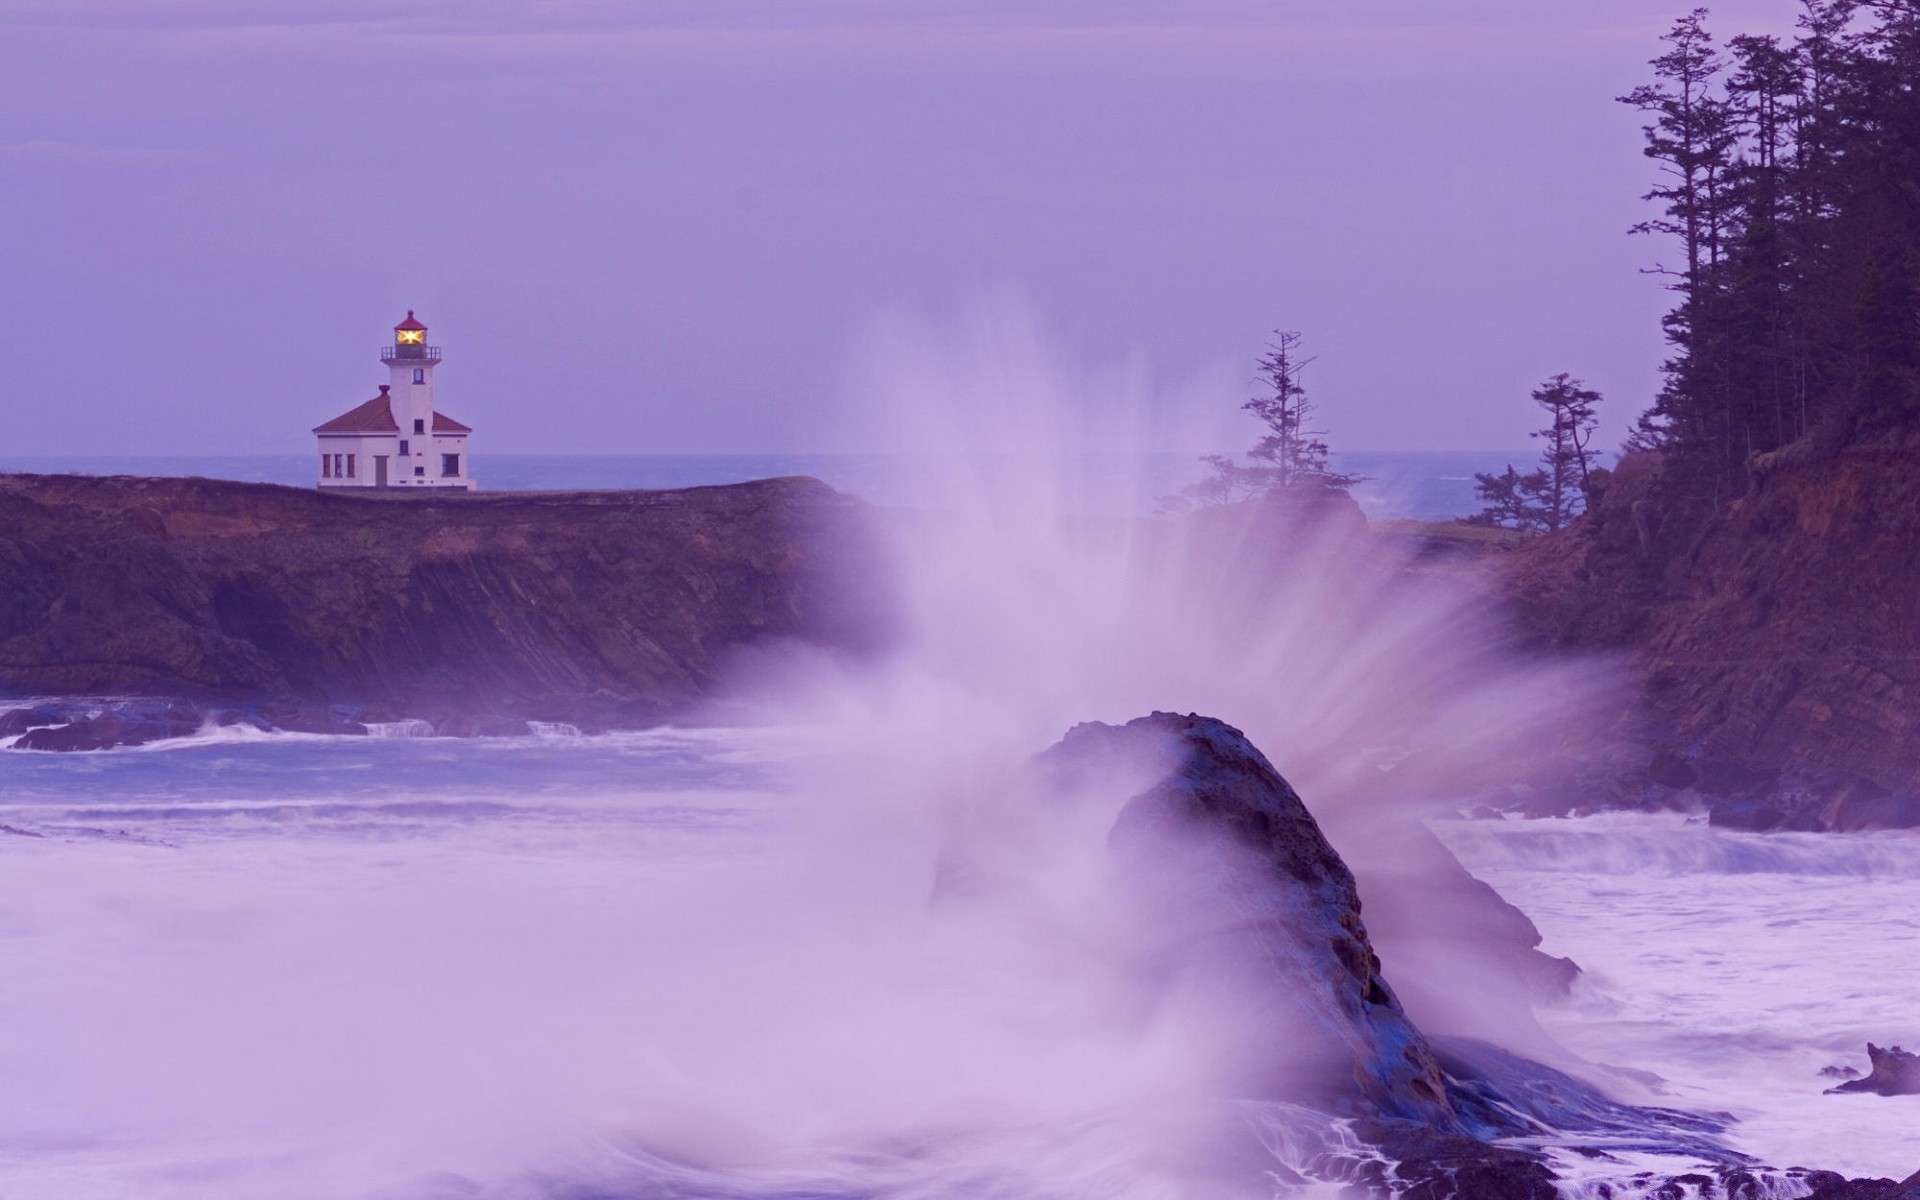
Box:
1621, 1, 1920, 502
1179, 3, 1920, 531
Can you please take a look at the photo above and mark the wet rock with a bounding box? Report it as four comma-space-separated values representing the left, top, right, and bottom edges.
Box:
7, 698, 202, 751
1707, 794, 1786, 832
1826, 1045, 1920, 1097
1432, 1037, 1729, 1160
1803, 1168, 1920, 1199
431, 714, 530, 738
0, 704, 64, 737
1040, 712, 1464, 1130
255, 699, 368, 737
1365, 1123, 1560, 1200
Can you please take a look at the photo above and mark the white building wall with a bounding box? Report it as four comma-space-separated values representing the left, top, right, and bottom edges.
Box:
432, 435, 473, 487
381, 358, 470, 489
316, 433, 400, 488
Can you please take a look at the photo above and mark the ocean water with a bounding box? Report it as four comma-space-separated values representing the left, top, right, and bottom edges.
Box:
1439, 813, 1920, 1182
0, 451, 1523, 522
3, 727, 1916, 1198
6, 435, 1907, 1198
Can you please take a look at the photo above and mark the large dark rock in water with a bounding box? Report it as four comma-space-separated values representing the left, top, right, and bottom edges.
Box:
1827, 1045, 1920, 1097
1003, 713, 1581, 1196
0, 473, 884, 731
1040, 712, 1463, 1129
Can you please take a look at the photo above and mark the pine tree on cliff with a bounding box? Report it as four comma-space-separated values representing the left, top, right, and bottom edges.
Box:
1166, 330, 1361, 511
1466, 375, 1602, 533
1530, 374, 1604, 531
1466, 465, 1549, 532
1242, 332, 1361, 492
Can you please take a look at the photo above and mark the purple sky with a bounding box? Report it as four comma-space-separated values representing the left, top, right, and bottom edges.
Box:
2, 1, 1800, 457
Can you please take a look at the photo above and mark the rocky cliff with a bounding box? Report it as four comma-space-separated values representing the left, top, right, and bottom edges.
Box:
1503, 432, 1920, 830
0, 473, 883, 734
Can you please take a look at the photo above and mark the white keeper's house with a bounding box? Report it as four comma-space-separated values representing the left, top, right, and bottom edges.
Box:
313, 311, 475, 491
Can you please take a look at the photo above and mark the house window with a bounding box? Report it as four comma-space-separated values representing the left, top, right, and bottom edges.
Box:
321, 453, 331, 478
441, 454, 460, 477
413, 368, 425, 384
414, 419, 425, 435
414, 466, 425, 477
346, 454, 356, 479
399, 439, 410, 456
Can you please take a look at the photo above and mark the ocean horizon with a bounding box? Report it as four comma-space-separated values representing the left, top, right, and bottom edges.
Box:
0, 450, 1535, 523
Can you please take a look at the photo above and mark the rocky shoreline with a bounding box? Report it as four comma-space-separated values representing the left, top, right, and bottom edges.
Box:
0, 695, 584, 750
0, 472, 885, 747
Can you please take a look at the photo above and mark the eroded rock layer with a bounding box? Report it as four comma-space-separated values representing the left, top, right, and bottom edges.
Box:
0, 473, 883, 731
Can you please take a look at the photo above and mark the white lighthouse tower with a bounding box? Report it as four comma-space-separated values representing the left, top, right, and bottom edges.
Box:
313, 312, 475, 491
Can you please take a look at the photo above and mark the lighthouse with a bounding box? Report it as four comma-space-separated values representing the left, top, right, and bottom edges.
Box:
312, 312, 476, 491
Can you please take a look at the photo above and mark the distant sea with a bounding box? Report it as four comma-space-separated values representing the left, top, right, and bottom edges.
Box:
0, 450, 1532, 523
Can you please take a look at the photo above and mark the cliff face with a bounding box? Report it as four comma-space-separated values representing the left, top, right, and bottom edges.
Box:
0, 473, 884, 729
1505, 434, 1920, 829
1646, 436, 1920, 815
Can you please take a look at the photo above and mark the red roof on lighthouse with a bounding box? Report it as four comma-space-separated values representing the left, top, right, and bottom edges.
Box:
312, 387, 400, 434
312, 384, 472, 436
395, 310, 427, 332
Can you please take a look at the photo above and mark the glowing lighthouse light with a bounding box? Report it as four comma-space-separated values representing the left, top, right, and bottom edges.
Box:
394, 310, 428, 347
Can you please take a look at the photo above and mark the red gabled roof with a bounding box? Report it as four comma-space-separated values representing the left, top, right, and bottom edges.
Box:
313, 392, 399, 434
433, 412, 472, 434
395, 310, 427, 332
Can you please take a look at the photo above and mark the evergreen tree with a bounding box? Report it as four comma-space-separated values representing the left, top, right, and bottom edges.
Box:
1621, 2, 1920, 503
1619, 9, 1736, 467
1241, 332, 1362, 492
1466, 465, 1549, 532
1168, 330, 1361, 511
1529, 374, 1605, 531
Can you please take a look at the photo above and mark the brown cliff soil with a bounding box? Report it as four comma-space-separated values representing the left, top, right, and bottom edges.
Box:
0, 473, 884, 730
1502, 432, 1920, 829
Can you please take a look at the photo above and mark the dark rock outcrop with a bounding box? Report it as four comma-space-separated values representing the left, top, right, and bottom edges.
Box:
0, 473, 885, 737
1804, 1168, 1920, 1199
1500, 433, 1920, 830
1013, 713, 1582, 1195
6, 698, 206, 750
1041, 712, 1463, 1130
1826, 1045, 1920, 1097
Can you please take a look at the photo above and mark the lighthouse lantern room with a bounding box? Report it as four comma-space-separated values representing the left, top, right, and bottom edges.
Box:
312, 312, 475, 491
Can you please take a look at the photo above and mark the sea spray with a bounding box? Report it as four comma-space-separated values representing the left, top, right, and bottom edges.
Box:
0, 314, 1695, 1198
